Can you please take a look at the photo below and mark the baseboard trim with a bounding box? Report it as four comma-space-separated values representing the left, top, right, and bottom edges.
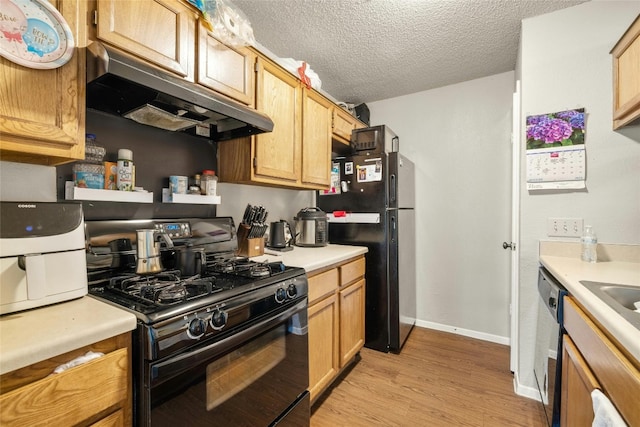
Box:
513, 370, 542, 401
415, 319, 510, 346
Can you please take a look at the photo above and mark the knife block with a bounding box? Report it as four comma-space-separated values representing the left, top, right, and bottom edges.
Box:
237, 224, 265, 257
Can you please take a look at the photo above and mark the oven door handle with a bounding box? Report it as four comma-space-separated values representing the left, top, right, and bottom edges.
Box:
151, 299, 307, 384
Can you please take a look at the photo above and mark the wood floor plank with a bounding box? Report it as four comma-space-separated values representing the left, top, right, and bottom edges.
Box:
311, 327, 547, 427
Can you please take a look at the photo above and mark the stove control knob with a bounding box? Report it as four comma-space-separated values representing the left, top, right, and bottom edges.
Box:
286, 284, 297, 298
275, 287, 287, 303
209, 309, 227, 330
187, 318, 206, 339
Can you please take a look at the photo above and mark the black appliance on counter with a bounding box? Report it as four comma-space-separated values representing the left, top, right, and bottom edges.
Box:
317, 125, 416, 353
534, 266, 567, 427
85, 217, 309, 427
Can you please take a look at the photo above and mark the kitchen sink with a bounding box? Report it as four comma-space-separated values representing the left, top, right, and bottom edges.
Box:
579, 281, 640, 330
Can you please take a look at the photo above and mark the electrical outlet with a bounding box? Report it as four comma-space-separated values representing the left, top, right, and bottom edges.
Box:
547, 218, 583, 237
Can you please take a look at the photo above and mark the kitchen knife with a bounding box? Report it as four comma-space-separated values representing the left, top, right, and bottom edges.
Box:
242, 204, 252, 224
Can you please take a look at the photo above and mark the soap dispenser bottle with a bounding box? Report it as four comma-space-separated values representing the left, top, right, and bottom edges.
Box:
581, 225, 597, 263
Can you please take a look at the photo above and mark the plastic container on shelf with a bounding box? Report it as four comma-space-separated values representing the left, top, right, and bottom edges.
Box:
117, 149, 134, 191
581, 225, 598, 263
84, 134, 106, 163
73, 162, 104, 189
201, 170, 218, 196
73, 134, 105, 189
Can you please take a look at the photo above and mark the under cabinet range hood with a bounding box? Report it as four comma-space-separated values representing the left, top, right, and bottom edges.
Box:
86, 42, 273, 140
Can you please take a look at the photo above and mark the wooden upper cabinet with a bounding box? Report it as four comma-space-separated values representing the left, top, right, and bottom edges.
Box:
95, 0, 195, 80
253, 57, 301, 184
0, 0, 86, 165
196, 22, 255, 105
333, 106, 355, 142
611, 15, 640, 129
302, 88, 332, 187
332, 106, 366, 146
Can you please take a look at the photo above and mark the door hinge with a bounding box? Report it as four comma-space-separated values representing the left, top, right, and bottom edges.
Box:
93, 9, 98, 26
253, 157, 257, 168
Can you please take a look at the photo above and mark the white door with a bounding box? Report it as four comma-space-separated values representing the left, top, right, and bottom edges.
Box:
509, 80, 521, 373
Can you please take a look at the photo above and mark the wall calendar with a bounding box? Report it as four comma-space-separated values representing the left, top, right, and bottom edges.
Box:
525, 108, 586, 190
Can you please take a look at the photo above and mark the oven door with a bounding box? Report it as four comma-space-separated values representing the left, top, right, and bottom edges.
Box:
141, 299, 309, 427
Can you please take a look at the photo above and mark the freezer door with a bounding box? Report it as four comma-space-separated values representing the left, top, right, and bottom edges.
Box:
318, 154, 387, 212
388, 152, 415, 210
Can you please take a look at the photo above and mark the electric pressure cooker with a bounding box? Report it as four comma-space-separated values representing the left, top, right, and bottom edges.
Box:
294, 207, 328, 247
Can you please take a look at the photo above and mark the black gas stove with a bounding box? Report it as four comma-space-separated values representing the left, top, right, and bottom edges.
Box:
85, 217, 310, 427
85, 217, 308, 359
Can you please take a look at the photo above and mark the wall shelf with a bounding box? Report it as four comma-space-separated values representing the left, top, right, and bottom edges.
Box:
161, 188, 221, 204
65, 181, 153, 203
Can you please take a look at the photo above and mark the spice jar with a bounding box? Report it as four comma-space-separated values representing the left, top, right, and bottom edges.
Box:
201, 170, 218, 196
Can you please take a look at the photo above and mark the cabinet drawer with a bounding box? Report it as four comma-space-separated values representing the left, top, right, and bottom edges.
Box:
340, 257, 365, 286
563, 297, 640, 426
0, 347, 128, 426
308, 268, 339, 304
90, 409, 124, 427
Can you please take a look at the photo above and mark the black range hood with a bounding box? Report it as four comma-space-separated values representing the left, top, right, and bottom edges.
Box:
86, 42, 273, 141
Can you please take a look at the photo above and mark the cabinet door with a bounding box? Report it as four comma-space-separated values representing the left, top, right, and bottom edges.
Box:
612, 16, 640, 129
0, 0, 86, 165
339, 278, 365, 368
96, 0, 195, 79
308, 294, 339, 402
301, 89, 332, 188
196, 23, 255, 105
561, 335, 599, 426
332, 107, 356, 144
254, 58, 300, 183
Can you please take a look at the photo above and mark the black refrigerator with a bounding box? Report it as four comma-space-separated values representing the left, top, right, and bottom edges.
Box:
317, 125, 416, 353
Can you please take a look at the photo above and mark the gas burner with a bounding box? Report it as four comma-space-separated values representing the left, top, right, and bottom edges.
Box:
156, 284, 188, 304
209, 257, 251, 274
249, 265, 271, 278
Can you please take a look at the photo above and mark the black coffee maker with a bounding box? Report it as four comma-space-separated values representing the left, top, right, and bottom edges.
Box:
267, 220, 293, 251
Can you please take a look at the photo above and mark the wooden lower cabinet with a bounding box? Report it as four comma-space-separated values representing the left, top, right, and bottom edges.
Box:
308, 293, 339, 401
307, 256, 365, 403
562, 296, 640, 426
0, 333, 132, 426
561, 335, 599, 426
339, 278, 365, 367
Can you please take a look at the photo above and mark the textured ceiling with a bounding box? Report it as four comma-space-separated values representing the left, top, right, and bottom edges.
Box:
232, 0, 588, 104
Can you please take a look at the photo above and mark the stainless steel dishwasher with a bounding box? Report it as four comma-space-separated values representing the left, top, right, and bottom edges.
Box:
534, 266, 567, 427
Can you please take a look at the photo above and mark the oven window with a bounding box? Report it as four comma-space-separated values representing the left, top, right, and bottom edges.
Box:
148, 311, 308, 426
206, 327, 286, 410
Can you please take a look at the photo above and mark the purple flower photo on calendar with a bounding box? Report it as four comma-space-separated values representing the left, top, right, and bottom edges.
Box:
526, 108, 585, 150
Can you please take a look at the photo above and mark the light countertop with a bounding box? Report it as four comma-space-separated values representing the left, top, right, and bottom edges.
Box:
539, 241, 640, 364
252, 243, 368, 272
0, 244, 366, 376
0, 296, 137, 375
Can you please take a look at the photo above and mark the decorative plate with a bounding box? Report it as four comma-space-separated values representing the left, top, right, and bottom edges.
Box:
0, 0, 75, 69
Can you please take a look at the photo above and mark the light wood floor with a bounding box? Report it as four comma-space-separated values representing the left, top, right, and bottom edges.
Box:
311, 327, 547, 427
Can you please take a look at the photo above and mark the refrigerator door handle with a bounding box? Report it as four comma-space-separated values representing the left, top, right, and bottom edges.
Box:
390, 174, 396, 203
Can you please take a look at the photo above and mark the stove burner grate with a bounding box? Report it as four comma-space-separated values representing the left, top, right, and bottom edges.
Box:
208, 258, 285, 278
108, 272, 220, 305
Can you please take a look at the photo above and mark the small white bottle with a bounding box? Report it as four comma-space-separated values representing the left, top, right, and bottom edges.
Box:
117, 149, 134, 191
581, 225, 597, 263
